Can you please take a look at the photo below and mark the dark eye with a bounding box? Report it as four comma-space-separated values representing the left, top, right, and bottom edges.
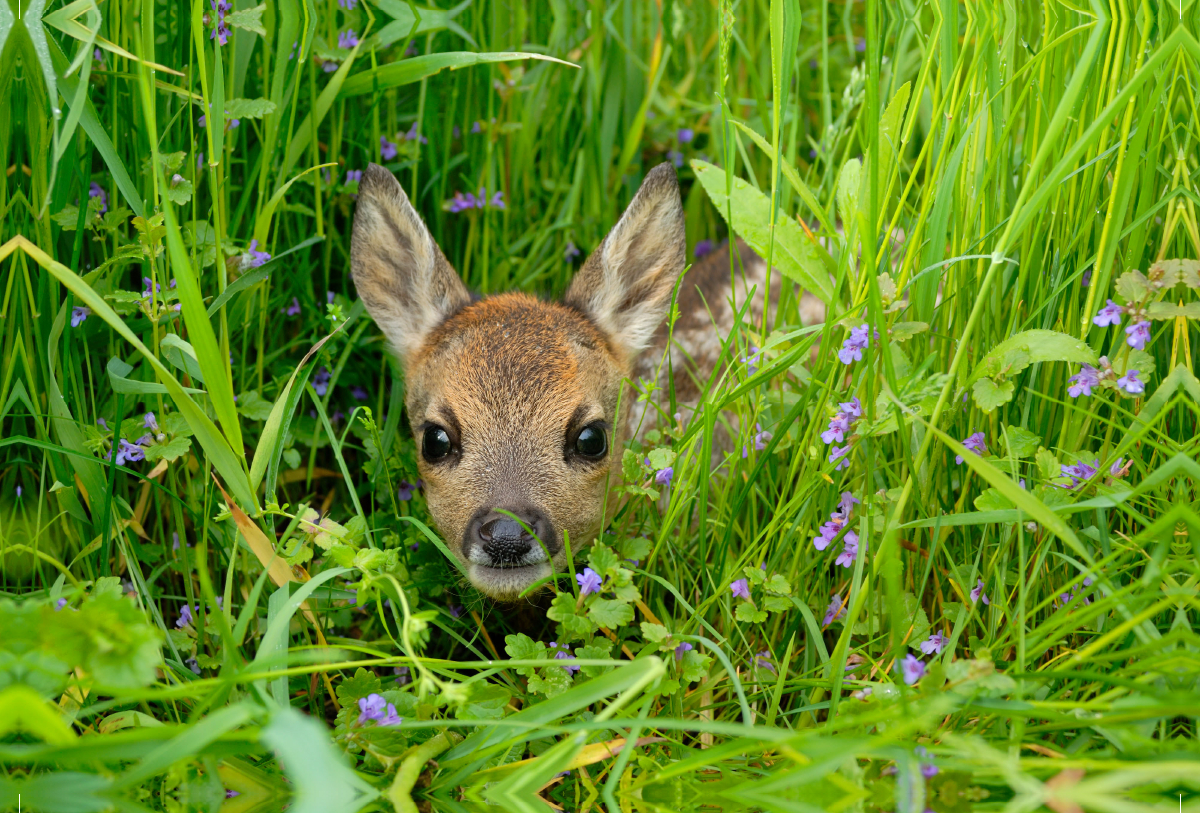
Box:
574, 423, 607, 459
422, 425, 453, 462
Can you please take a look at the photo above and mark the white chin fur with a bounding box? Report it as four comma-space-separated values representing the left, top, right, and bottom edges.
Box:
468, 561, 555, 600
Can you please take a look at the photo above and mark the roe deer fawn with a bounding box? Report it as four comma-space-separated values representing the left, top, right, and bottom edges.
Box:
350, 162, 815, 600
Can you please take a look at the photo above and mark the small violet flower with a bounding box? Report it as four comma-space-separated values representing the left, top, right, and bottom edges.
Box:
1125, 320, 1151, 350
357, 693, 387, 725
1092, 299, 1123, 327
674, 641, 693, 661
284, 297, 301, 317
351, 386, 368, 401
176, 603, 195, 628
677, 127, 695, 143
955, 431, 988, 465
1117, 368, 1144, 395
242, 239, 271, 269
838, 324, 874, 365
655, 467, 674, 486
919, 631, 948, 655
823, 593, 847, 625
380, 135, 398, 161
693, 239, 715, 259
897, 653, 925, 685
576, 567, 602, 595
916, 746, 939, 778
311, 367, 332, 397
1067, 364, 1100, 398
730, 578, 751, 600
564, 241, 581, 263
754, 651, 776, 674
88, 181, 108, 214
337, 29, 359, 49
970, 579, 990, 605
397, 479, 420, 501
71, 306, 90, 327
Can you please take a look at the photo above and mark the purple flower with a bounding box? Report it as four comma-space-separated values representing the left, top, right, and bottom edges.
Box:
397, 479, 419, 501
380, 135, 398, 160
753, 424, 773, 451
112, 438, 145, 465
667, 150, 684, 168
829, 444, 851, 471
211, 20, 230, 46
970, 579, 990, 605
337, 29, 359, 49
693, 239, 715, 259
1109, 458, 1127, 477
919, 631, 947, 655
1125, 320, 1151, 350
489, 190, 506, 209
71, 306, 90, 327
835, 531, 860, 568
394, 666, 410, 685
730, 578, 751, 600
838, 491, 860, 516
677, 127, 695, 144
1093, 299, 1123, 327
187, 658, 201, 674
754, 651, 776, 674
1067, 364, 1100, 398
345, 169, 362, 185
822, 413, 852, 445
897, 653, 925, 685
243, 239, 270, 268
955, 431, 987, 465
655, 467, 674, 486
554, 649, 581, 676
838, 324, 871, 364
564, 241, 581, 262
855, 37, 866, 52
470, 120, 483, 134
741, 345, 762, 376
311, 367, 332, 397
285, 297, 301, 317
916, 746, 939, 778
357, 693, 387, 724
142, 413, 159, 433
55, 598, 68, 611
823, 593, 847, 625
351, 386, 368, 401
338, 0, 358, 8
176, 603, 195, 628
322, 60, 338, 73
379, 704, 403, 726
15, 486, 22, 498
326, 291, 335, 304
1081, 268, 1092, 287
674, 641, 693, 661
576, 567, 602, 595
88, 182, 108, 214
448, 604, 463, 618
1060, 459, 1099, 490
225, 790, 240, 798
402, 122, 428, 144
1117, 368, 1144, 394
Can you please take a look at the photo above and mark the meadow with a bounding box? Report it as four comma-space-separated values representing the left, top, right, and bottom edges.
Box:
1, 0, 1198, 810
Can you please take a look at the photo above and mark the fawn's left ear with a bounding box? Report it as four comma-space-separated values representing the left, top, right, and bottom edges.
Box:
564, 162, 686, 360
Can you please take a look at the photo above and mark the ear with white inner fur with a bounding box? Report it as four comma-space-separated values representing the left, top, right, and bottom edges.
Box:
350, 163, 470, 365
563, 162, 686, 361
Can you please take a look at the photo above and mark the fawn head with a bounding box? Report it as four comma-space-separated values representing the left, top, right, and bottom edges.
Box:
350, 163, 685, 600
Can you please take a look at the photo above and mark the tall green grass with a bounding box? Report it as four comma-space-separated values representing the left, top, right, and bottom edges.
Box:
1, 0, 1198, 810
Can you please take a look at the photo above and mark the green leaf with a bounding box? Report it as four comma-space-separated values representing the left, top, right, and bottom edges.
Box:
225, 4, 266, 34
142, 435, 191, 462
836, 158, 862, 238
1001, 425, 1041, 458
743, 564, 765, 585
183, 220, 217, 268
679, 649, 711, 683
765, 574, 792, 595
587, 599, 634, 629
162, 175, 193, 206
640, 622, 671, 643
889, 321, 929, 341
645, 447, 676, 471
735, 603, 767, 623
962, 329, 1099, 391
335, 667, 382, 707
690, 159, 835, 303
1115, 269, 1151, 302
1035, 447, 1061, 479
1147, 301, 1200, 320
223, 96, 276, 118
577, 640, 614, 678
972, 377, 1015, 412
974, 488, 1014, 512
547, 593, 594, 639
237, 391, 275, 421
455, 683, 511, 721
587, 543, 621, 577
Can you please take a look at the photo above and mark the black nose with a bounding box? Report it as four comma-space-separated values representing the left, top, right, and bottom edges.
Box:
466, 506, 556, 567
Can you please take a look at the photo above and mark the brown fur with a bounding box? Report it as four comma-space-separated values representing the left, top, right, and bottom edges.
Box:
350, 163, 826, 600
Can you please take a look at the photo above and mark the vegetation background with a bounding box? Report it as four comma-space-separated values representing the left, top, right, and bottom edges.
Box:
0, 0, 1198, 810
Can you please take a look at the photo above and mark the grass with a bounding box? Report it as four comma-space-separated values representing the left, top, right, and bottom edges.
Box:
1, 0, 1198, 810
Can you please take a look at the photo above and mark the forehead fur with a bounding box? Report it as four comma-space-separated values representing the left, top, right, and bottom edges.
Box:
407, 293, 621, 415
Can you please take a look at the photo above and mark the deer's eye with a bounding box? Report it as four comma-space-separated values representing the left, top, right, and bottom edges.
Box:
422, 425, 453, 462
574, 423, 607, 459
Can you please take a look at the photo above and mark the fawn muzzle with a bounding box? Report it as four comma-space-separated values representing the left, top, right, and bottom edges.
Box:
464, 505, 558, 569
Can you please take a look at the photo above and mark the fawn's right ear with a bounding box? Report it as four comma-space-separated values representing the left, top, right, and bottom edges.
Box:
351, 163, 470, 364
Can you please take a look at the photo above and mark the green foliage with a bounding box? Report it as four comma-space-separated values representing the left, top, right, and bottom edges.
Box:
1, 0, 1197, 810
